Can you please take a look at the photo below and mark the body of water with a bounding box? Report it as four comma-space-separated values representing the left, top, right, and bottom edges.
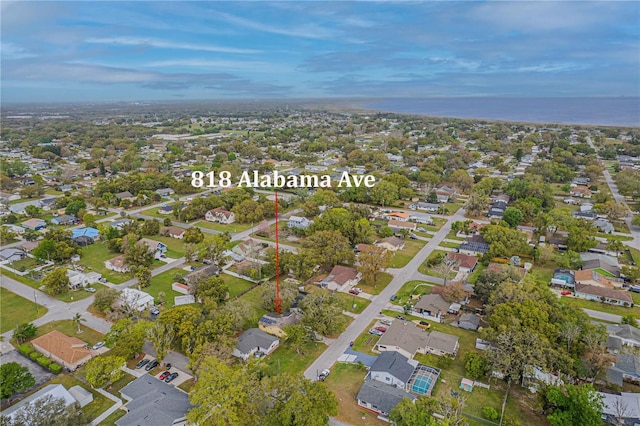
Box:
362, 97, 639, 127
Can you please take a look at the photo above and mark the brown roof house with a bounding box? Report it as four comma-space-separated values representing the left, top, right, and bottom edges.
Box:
387, 220, 416, 233
161, 226, 185, 239
575, 270, 618, 289
445, 252, 478, 274
31, 330, 95, 371
375, 320, 459, 359
575, 283, 633, 307
375, 236, 405, 252
412, 294, 452, 323
104, 255, 130, 273
320, 265, 362, 292
258, 311, 303, 338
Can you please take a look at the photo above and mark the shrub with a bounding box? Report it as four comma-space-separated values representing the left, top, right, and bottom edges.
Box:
36, 356, 51, 368
482, 406, 499, 421
17, 344, 33, 356
49, 363, 62, 374
29, 352, 40, 360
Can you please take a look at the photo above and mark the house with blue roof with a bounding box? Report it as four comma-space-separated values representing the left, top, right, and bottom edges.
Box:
72, 227, 100, 241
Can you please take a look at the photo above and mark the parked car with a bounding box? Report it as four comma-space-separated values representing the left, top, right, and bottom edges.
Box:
145, 360, 159, 371
85, 287, 96, 293
390, 295, 398, 301
380, 319, 392, 326
165, 372, 179, 383
203, 260, 212, 265
417, 227, 427, 233
165, 363, 172, 370
135, 359, 150, 369
150, 307, 160, 315
92, 341, 105, 350
369, 328, 384, 336
349, 289, 360, 295
254, 351, 265, 359
159, 371, 171, 380
409, 234, 418, 240
374, 326, 387, 333
417, 321, 431, 329
318, 369, 330, 381
352, 288, 362, 294
98, 277, 108, 283
560, 290, 572, 296
396, 315, 407, 321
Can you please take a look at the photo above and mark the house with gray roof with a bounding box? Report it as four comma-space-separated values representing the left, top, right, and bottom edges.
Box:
233, 328, 279, 361
600, 392, 640, 426
606, 324, 640, 351
458, 313, 481, 331
357, 380, 417, 420
366, 351, 418, 389
608, 354, 640, 387
1, 384, 78, 421
117, 375, 191, 426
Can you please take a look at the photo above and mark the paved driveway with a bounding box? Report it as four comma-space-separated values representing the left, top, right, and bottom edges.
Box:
0, 350, 55, 404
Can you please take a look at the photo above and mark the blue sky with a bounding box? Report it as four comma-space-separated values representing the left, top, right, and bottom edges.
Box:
2, 1, 638, 102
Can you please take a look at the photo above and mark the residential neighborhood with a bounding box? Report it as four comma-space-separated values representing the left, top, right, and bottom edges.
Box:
1, 102, 639, 426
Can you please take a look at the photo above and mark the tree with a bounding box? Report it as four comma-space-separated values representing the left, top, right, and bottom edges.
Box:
0, 362, 35, 399
441, 282, 467, 303
559, 321, 582, 353
545, 384, 604, 426
42, 268, 70, 295
633, 214, 640, 227
621, 265, 640, 284
85, 355, 125, 388
606, 239, 623, 257
465, 193, 489, 217
123, 238, 153, 268
192, 276, 229, 307
105, 318, 150, 359
65, 199, 86, 216
184, 243, 199, 262
183, 227, 204, 244
91, 288, 120, 315
301, 230, 354, 272
464, 352, 487, 380
282, 324, 312, 355
370, 180, 399, 206
390, 394, 466, 426
24, 205, 42, 218
594, 200, 628, 222
358, 249, 391, 286
146, 321, 175, 364
32, 239, 56, 261
566, 225, 597, 253
72, 313, 85, 334
134, 266, 151, 288
503, 207, 524, 228
3, 395, 89, 426
141, 219, 160, 236
198, 234, 231, 267
299, 293, 343, 336
449, 169, 474, 194
621, 314, 638, 327
433, 261, 457, 287
260, 280, 300, 312
13, 323, 37, 344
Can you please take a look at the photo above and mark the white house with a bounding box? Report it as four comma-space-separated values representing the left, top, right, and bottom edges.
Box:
320, 265, 362, 292
120, 288, 154, 311
205, 207, 235, 224
287, 216, 312, 229
104, 255, 130, 273
66, 269, 102, 289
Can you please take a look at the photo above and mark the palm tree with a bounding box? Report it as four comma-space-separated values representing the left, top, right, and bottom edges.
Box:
72, 313, 85, 334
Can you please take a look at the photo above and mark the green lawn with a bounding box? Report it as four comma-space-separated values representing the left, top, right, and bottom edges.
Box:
627, 246, 640, 264
98, 409, 126, 426
104, 371, 136, 395
389, 239, 427, 268
146, 267, 187, 305
351, 320, 382, 354
466, 263, 486, 285
30, 320, 104, 346
0, 268, 104, 303
262, 339, 325, 377
49, 374, 114, 422
221, 273, 256, 299
424, 217, 448, 232
79, 243, 131, 284
140, 204, 177, 219
561, 296, 639, 317
358, 272, 394, 295
238, 286, 270, 329
597, 233, 633, 241
417, 250, 449, 276
0, 287, 47, 333
329, 291, 371, 314
445, 229, 466, 241
390, 280, 434, 306
528, 266, 555, 285
443, 202, 463, 215
9, 257, 39, 272
324, 363, 388, 426
195, 220, 253, 233
438, 241, 460, 249
595, 268, 616, 278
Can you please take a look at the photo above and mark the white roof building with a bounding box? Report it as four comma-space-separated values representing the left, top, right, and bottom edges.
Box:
120, 288, 154, 311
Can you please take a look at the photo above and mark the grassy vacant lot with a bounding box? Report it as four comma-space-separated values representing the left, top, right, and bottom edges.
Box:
561, 296, 638, 317
324, 363, 388, 426
389, 239, 427, 268
443, 202, 463, 215
9, 257, 39, 272
30, 320, 104, 346
79, 242, 130, 284
222, 273, 256, 299
424, 217, 448, 232
417, 250, 449, 276
49, 374, 114, 422
195, 220, 253, 233
146, 267, 187, 305
140, 205, 177, 219
528, 266, 555, 285
358, 272, 393, 295
391, 280, 434, 306
0, 287, 47, 333
263, 339, 325, 377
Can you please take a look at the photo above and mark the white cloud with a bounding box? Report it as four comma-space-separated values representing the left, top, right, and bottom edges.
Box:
85, 37, 261, 54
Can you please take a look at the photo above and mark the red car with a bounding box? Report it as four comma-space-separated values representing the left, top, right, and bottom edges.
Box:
349, 289, 360, 295
560, 290, 572, 296
159, 371, 171, 380
374, 326, 387, 333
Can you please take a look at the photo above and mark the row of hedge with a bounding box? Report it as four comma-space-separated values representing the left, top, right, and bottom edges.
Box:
17, 343, 62, 374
